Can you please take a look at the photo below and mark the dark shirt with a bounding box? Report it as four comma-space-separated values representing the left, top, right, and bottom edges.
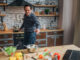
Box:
20, 13, 40, 32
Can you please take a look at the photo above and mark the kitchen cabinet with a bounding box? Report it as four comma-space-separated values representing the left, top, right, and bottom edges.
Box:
13, 31, 63, 47
48, 31, 63, 46
13, 33, 24, 46
13, 32, 47, 47
0, 34, 13, 47
36, 31, 63, 47
36, 32, 47, 47
0, 29, 64, 47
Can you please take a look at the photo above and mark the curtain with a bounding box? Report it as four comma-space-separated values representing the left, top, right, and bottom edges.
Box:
62, 0, 74, 44
73, 0, 80, 47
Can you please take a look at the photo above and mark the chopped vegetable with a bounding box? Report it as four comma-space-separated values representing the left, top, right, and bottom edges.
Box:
39, 54, 44, 59
4, 46, 16, 56
44, 48, 48, 52
54, 53, 60, 60
43, 51, 48, 56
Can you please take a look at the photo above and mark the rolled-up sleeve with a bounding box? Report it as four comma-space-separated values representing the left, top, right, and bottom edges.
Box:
32, 15, 40, 29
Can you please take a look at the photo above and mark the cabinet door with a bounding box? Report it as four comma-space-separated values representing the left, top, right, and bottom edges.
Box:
47, 37, 54, 46
0, 34, 13, 47
56, 36, 63, 46
13, 34, 24, 46
36, 32, 46, 39
47, 31, 63, 46
36, 32, 46, 47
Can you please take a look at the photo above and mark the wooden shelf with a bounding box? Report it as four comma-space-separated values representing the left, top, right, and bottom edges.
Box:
0, 3, 8, 6
33, 5, 56, 7
0, 14, 6, 16
36, 14, 59, 17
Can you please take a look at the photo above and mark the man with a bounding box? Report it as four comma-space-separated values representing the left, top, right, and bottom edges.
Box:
19, 5, 40, 45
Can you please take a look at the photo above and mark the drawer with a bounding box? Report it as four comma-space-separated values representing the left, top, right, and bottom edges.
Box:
48, 31, 63, 35
0, 41, 4, 44
47, 36, 63, 46
0, 35, 4, 39
0, 35, 13, 38
0, 40, 13, 44
13, 34, 24, 37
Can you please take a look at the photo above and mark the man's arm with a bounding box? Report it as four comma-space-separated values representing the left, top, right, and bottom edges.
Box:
19, 22, 24, 31
33, 14, 40, 34
19, 15, 25, 31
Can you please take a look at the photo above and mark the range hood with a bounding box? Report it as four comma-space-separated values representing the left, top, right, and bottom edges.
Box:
8, 0, 32, 6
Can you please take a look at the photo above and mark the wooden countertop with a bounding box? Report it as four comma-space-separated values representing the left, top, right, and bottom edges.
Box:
0, 45, 80, 60
0, 29, 64, 34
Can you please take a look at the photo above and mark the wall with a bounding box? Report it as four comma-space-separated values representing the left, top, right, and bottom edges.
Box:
0, 0, 58, 29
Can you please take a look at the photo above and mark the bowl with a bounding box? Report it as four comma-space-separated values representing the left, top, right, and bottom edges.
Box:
26, 44, 38, 53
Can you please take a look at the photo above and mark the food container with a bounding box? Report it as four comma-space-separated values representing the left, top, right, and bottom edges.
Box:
34, 11, 39, 15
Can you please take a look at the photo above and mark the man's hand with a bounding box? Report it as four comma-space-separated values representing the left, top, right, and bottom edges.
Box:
34, 29, 40, 34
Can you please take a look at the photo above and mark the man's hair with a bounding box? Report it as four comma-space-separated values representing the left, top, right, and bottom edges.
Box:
24, 5, 32, 10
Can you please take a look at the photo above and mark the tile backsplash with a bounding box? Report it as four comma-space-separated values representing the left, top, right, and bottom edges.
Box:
0, 0, 58, 29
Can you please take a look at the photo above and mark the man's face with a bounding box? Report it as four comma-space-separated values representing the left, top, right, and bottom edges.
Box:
24, 6, 31, 16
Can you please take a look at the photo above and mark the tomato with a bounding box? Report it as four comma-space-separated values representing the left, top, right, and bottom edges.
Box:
39, 54, 44, 59
44, 48, 48, 52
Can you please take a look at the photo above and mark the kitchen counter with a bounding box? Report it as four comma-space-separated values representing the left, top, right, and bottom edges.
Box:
0, 29, 64, 34
0, 29, 64, 47
0, 45, 80, 60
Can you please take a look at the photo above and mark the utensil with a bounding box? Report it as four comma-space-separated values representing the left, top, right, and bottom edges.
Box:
0, 47, 8, 56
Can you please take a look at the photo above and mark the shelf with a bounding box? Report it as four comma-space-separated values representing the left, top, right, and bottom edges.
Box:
0, 14, 6, 16
36, 14, 59, 17
33, 5, 56, 7
0, 3, 8, 6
